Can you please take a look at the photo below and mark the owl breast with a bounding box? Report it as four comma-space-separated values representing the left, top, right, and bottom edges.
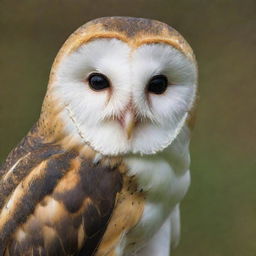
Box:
122, 144, 191, 254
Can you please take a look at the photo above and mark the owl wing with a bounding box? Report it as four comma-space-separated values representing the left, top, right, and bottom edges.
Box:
0, 129, 122, 256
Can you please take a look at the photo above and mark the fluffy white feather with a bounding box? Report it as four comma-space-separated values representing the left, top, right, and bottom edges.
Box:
122, 126, 191, 255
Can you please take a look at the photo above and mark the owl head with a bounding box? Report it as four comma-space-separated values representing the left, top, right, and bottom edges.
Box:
40, 17, 198, 156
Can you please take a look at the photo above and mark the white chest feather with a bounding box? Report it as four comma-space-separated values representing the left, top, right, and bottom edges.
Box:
123, 128, 191, 254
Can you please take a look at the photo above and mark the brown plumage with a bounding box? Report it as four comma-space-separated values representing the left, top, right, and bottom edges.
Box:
0, 123, 145, 255
0, 125, 120, 255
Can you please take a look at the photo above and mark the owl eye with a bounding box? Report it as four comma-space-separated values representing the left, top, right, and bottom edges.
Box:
88, 73, 110, 91
147, 75, 168, 95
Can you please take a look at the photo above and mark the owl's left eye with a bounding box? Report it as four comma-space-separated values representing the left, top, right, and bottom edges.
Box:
147, 75, 168, 95
88, 73, 110, 91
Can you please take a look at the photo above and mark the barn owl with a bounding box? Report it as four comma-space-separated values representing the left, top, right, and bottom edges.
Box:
0, 17, 198, 256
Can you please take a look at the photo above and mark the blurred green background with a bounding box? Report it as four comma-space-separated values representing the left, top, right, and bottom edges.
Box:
0, 0, 255, 255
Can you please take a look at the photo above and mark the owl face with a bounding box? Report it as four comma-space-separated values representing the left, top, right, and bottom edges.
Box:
51, 37, 197, 156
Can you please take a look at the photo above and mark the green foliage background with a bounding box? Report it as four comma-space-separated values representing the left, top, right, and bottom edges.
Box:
0, 0, 255, 255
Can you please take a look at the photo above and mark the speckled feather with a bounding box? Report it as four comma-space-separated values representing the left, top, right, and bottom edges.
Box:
0, 125, 129, 255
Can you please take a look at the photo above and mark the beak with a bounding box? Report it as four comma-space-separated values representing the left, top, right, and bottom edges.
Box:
122, 111, 136, 140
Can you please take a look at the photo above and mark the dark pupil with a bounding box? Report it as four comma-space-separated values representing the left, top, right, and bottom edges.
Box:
147, 75, 168, 94
88, 73, 110, 90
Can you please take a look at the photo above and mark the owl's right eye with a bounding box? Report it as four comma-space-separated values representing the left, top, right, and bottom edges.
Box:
88, 73, 110, 91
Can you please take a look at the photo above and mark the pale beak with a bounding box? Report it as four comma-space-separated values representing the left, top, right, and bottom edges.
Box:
122, 111, 136, 140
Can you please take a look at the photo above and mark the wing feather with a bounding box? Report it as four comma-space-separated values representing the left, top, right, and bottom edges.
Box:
0, 127, 62, 210
0, 128, 123, 256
